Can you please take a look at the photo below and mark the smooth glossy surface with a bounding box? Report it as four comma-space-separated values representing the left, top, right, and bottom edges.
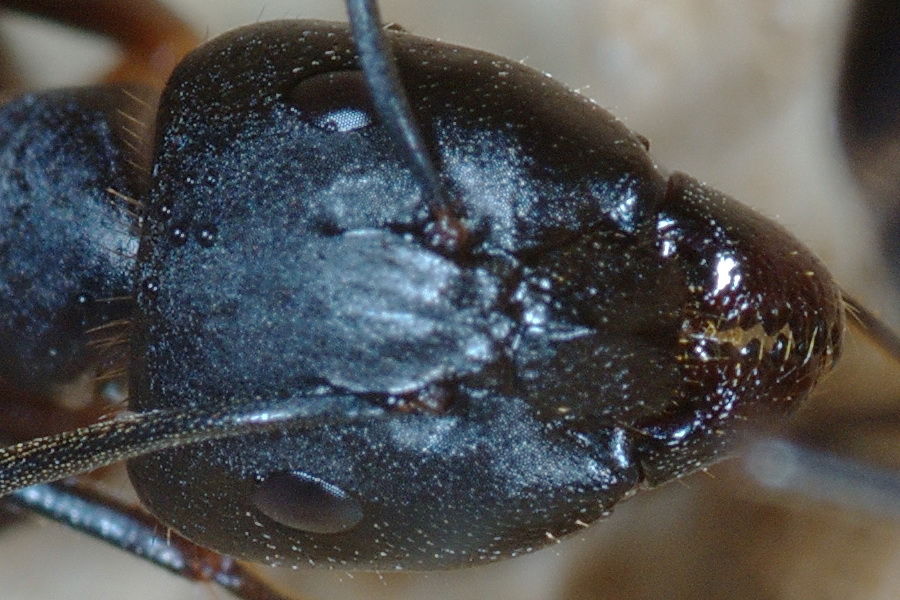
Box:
253, 471, 363, 534
289, 70, 376, 132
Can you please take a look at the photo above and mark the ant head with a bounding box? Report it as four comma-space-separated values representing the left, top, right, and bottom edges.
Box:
122, 13, 842, 568
0, 1, 845, 573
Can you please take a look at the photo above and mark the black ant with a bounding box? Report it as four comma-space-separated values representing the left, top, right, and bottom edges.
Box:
0, 1, 896, 600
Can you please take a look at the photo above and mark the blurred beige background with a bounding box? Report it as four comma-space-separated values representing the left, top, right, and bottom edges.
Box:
0, 1, 897, 599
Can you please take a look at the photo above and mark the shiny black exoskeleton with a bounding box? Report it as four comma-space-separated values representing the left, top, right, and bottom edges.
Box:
129, 22, 842, 568
0, 14, 843, 573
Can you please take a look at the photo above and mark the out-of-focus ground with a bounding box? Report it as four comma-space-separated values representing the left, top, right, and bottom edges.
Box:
0, 1, 897, 599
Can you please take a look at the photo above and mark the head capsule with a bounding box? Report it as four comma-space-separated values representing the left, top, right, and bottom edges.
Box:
127, 20, 842, 569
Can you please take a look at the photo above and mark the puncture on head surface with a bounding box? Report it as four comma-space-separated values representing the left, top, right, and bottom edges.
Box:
0, 0, 897, 598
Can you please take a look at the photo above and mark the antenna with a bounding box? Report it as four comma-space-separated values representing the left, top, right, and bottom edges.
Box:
345, 0, 467, 253
0, 394, 384, 497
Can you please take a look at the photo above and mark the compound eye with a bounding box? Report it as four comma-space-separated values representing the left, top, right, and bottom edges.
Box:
288, 70, 376, 132
252, 471, 363, 534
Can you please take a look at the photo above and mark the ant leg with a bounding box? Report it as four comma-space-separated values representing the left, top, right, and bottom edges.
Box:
0, 379, 302, 600
8, 479, 305, 600
0, 0, 201, 87
0, 383, 303, 600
